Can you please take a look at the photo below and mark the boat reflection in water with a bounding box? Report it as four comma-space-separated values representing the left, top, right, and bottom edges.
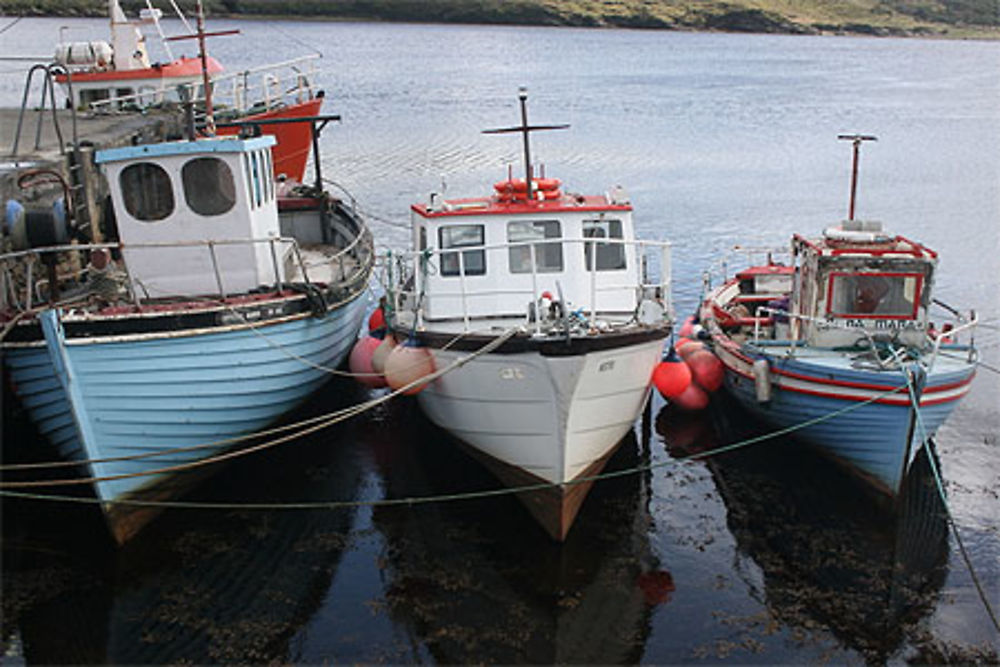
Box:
657, 398, 949, 663
3, 380, 367, 664
370, 402, 670, 664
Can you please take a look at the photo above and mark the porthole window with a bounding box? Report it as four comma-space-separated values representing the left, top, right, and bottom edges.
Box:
120, 162, 174, 221
182, 157, 236, 216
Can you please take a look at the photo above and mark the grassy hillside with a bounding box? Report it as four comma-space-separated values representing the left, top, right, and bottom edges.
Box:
2, 0, 998, 38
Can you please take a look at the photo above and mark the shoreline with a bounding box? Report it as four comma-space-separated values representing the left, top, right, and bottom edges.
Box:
1, 5, 998, 41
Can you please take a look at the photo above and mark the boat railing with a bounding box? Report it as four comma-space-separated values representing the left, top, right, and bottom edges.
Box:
749, 305, 978, 370
701, 244, 790, 289
87, 55, 320, 115
389, 236, 672, 333
1, 232, 364, 315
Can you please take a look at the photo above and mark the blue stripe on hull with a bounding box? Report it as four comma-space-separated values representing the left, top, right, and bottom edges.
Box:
5, 296, 366, 507
724, 359, 966, 495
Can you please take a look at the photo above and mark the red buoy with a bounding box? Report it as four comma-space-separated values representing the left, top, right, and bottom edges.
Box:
653, 358, 692, 400
671, 382, 709, 411
349, 336, 386, 388
368, 306, 386, 334
677, 339, 708, 360
384, 344, 436, 395
685, 349, 725, 393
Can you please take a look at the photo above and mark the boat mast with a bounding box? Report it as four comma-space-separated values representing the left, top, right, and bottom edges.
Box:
483, 88, 568, 201
837, 133, 877, 221
164, 0, 238, 137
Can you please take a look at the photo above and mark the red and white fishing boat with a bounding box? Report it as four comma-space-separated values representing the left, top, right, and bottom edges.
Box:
697, 136, 978, 496
52, 0, 323, 183
380, 91, 674, 540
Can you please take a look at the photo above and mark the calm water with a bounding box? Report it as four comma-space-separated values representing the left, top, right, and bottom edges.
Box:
2, 18, 999, 664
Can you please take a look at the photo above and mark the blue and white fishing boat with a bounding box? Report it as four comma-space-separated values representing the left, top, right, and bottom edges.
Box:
2, 122, 373, 542
698, 136, 977, 496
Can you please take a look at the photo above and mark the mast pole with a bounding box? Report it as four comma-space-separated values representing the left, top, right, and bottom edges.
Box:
838, 134, 877, 221
518, 87, 533, 201
196, 0, 214, 136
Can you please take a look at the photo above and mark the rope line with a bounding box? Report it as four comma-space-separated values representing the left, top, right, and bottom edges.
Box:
1, 376, 907, 505
0, 327, 520, 488
904, 369, 1000, 633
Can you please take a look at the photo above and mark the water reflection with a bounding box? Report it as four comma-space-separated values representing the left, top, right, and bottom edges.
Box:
369, 403, 665, 664
2, 380, 368, 664
657, 398, 950, 663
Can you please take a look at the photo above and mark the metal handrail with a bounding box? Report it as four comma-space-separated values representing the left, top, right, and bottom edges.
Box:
0, 233, 368, 312
390, 236, 672, 331
87, 55, 320, 114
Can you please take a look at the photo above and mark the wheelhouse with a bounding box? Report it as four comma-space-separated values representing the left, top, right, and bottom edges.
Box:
96, 135, 286, 298
407, 181, 647, 323
790, 221, 937, 347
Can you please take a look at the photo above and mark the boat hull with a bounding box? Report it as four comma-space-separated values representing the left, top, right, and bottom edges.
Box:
216, 96, 324, 183
713, 341, 975, 495
413, 331, 665, 540
4, 294, 366, 542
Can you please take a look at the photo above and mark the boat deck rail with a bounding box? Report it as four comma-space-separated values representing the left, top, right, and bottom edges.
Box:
388, 236, 672, 334
1, 230, 369, 316
87, 55, 321, 115
745, 304, 977, 371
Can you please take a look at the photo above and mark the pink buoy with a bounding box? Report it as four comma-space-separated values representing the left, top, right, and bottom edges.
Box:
371, 335, 397, 374
678, 315, 696, 338
652, 358, 692, 400
384, 344, 436, 395
349, 336, 386, 388
685, 349, 725, 393
671, 382, 709, 411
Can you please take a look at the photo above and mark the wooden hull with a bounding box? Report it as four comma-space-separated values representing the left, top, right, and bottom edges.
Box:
4, 292, 367, 543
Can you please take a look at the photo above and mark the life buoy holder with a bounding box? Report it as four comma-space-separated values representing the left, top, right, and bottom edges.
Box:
493, 178, 562, 202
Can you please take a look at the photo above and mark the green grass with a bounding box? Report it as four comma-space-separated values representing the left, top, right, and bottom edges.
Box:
1, 0, 997, 38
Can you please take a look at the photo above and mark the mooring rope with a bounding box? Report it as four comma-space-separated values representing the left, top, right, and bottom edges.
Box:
903, 369, 1000, 633
0, 326, 521, 488
1, 377, 909, 503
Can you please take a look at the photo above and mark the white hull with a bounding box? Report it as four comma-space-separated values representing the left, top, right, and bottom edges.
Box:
417, 338, 663, 486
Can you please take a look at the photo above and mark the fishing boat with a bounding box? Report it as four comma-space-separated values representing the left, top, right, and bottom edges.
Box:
1, 114, 374, 543
697, 135, 977, 496
382, 91, 673, 540
51, 0, 323, 183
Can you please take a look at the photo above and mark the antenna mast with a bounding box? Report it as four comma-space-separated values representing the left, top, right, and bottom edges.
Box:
483, 88, 568, 201
837, 134, 877, 221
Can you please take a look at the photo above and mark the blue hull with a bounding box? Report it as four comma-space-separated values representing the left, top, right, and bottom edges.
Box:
5, 296, 366, 538
720, 349, 974, 495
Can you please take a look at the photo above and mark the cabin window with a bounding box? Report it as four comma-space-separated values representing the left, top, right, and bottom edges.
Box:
439, 225, 485, 276
418, 226, 427, 251
182, 157, 236, 216
120, 162, 174, 221
251, 153, 262, 208
507, 220, 563, 273
583, 219, 626, 271
827, 272, 922, 319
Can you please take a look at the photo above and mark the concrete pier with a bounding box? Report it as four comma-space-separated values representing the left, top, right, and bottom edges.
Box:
1, 107, 183, 233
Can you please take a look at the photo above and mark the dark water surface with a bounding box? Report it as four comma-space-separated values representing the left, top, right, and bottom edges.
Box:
2, 18, 999, 664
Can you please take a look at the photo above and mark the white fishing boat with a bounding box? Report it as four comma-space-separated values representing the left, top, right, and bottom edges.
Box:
1, 113, 373, 542
383, 91, 673, 540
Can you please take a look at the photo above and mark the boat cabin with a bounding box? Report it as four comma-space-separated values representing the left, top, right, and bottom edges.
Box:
790, 221, 937, 348
96, 135, 286, 298
409, 178, 643, 323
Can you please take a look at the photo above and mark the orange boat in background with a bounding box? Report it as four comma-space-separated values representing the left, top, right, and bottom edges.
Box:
53, 0, 325, 184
